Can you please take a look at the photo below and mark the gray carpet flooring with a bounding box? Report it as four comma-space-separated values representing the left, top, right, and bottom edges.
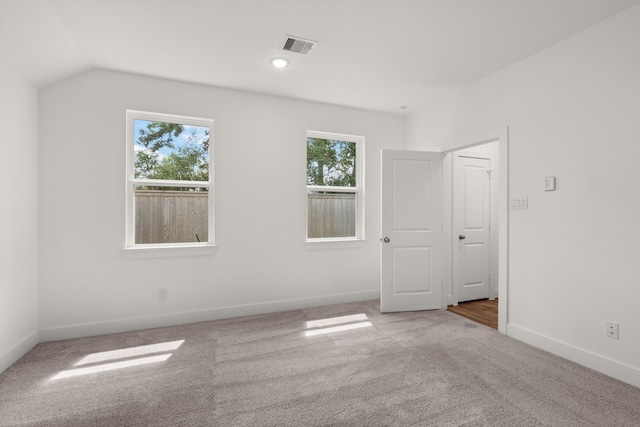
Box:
1, 300, 640, 426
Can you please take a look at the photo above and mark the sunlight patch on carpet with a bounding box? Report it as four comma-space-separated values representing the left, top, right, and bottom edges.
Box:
49, 339, 185, 380
75, 340, 185, 366
50, 354, 172, 380
305, 313, 372, 337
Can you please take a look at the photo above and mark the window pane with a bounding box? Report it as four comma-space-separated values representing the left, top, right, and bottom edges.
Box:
134, 120, 210, 181
135, 188, 209, 244
306, 138, 356, 187
307, 191, 356, 238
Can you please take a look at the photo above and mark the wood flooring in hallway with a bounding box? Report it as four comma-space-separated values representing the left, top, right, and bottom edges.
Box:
447, 298, 498, 329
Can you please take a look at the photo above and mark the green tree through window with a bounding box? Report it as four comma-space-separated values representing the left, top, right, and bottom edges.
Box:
306, 138, 356, 187
134, 121, 209, 190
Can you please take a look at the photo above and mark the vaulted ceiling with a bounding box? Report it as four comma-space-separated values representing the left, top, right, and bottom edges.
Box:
1, 0, 639, 113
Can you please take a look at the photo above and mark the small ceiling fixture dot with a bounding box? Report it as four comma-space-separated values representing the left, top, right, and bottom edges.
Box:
270, 57, 290, 68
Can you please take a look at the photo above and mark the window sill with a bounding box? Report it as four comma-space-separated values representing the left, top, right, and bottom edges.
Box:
305, 238, 366, 250
122, 244, 217, 258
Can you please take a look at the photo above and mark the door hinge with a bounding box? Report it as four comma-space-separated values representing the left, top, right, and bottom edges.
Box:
486, 170, 492, 179
488, 273, 491, 283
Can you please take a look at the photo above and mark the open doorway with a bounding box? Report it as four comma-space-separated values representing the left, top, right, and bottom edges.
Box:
441, 128, 508, 334
446, 142, 498, 328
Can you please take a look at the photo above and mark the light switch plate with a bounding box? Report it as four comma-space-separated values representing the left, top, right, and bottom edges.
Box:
544, 176, 556, 191
510, 197, 528, 210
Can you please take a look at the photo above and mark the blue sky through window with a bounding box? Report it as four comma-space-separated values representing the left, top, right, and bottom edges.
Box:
134, 119, 209, 160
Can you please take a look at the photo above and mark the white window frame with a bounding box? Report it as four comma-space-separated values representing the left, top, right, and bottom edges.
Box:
124, 110, 215, 256
306, 130, 365, 244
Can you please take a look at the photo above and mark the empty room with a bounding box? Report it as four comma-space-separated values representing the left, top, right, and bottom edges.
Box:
2, 0, 640, 425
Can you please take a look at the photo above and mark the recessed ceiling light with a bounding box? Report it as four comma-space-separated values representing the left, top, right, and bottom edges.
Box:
270, 57, 290, 69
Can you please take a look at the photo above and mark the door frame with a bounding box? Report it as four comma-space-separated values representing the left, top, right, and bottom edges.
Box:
442, 127, 509, 334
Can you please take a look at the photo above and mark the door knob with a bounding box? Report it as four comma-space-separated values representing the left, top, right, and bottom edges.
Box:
381, 237, 390, 243
458, 235, 466, 240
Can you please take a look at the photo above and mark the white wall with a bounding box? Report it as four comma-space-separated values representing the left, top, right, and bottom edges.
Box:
38, 70, 404, 340
411, 6, 640, 387
0, 64, 40, 373
405, 90, 456, 151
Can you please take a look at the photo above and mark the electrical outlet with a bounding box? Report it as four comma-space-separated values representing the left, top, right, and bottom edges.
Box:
158, 288, 168, 302
606, 321, 619, 339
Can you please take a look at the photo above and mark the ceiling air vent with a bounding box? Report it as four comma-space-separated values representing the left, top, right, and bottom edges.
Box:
280, 35, 318, 55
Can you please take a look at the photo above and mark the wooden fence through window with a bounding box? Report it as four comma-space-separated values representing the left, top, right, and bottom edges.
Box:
307, 193, 356, 238
135, 190, 209, 244
134, 191, 356, 243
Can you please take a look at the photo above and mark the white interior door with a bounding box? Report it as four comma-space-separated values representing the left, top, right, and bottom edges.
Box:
453, 154, 491, 302
380, 150, 442, 312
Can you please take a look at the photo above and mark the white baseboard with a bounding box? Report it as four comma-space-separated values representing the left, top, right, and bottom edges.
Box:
40, 290, 380, 342
508, 323, 640, 389
0, 330, 39, 374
